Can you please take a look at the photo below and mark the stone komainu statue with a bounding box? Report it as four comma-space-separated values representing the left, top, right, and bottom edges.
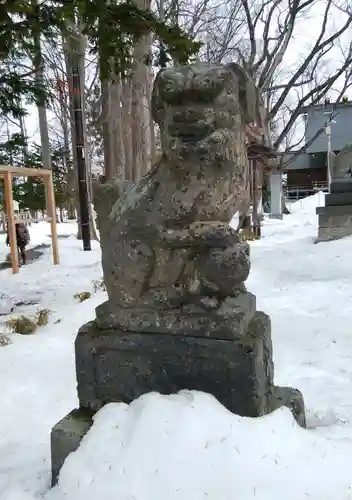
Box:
90, 62, 305, 424
51, 63, 305, 487
94, 62, 258, 318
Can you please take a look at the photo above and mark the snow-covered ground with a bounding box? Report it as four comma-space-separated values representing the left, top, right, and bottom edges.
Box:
2, 192, 352, 499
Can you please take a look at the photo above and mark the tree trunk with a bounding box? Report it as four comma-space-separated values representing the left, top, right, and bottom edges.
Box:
32, 5, 51, 170
131, 54, 147, 181
122, 80, 133, 181
19, 112, 29, 165
111, 78, 125, 178
146, 61, 156, 164
100, 79, 115, 180
130, 0, 152, 180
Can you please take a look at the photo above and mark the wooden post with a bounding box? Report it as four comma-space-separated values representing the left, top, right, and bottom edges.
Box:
44, 172, 59, 265
3, 171, 19, 274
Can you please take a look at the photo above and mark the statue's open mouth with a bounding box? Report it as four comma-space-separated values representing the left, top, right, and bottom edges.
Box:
168, 121, 215, 144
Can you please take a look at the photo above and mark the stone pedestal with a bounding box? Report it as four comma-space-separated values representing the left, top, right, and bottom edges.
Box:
76, 311, 275, 416
74, 314, 305, 422
317, 180, 352, 242
51, 305, 305, 485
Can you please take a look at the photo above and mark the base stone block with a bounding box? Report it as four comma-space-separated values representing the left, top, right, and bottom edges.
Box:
74, 313, 305, 426
325, 192, 352, 206
94, 293, 257, 341
75, 312, 276, 418
51, 408, 93, 486
51, 313, 305, 485
317, 212, 352, 242
272, 386, 306, 428
330, 180, 352, 194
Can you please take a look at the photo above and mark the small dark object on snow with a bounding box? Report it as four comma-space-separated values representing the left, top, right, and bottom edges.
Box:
6, 223, 30, 265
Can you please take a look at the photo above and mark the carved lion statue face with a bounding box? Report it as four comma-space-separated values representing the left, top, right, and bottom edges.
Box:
152, 63, 258, 164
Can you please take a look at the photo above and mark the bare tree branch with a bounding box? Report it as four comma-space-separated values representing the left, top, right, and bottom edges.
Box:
269, 1, 352, 121
274, 43, 352, 148
240, 0, 256, 67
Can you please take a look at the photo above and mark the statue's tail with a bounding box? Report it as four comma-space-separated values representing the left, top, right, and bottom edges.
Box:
92, 179, 126, 248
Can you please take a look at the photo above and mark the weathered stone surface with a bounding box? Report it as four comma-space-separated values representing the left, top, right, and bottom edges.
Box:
325, 192, 352, 206
317, 145, 352, 242
51, 408, 93, 486
318, 212, 352, 227
271, 387, 306, 428
317, 147, 352, 242
330, 180, 352, 193
75, 313, 303, 425
76, 321, 273, 417
94, 63, 255, 315
94, 291, 256, 340
317, 213, 352, 242
316, 204, 352, 216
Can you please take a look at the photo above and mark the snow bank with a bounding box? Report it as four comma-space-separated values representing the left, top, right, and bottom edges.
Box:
229, 192, 325, 242
47, 391, 351, 500
288, 191, 325, 216
256, 192, 326, 244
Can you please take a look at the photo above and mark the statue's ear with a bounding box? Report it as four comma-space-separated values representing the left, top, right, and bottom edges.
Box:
151, 69, 165, 125
225, 62, 258, 124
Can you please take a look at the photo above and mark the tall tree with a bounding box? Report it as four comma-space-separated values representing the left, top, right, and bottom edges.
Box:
30, 0, 52, 170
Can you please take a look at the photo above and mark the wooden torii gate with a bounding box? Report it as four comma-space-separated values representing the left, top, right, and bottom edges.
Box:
0, 165, 59, 274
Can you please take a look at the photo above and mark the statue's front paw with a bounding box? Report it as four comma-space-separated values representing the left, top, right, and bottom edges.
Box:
189, 221, 236, 240
197, 243, 250, 296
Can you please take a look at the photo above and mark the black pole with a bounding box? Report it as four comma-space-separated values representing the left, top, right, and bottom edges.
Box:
71, 40, 91, 251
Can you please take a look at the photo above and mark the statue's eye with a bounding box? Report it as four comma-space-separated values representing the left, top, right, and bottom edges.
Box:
164, 81, 174, 92
203, 77, 212, 88
218, 111, 229, 120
